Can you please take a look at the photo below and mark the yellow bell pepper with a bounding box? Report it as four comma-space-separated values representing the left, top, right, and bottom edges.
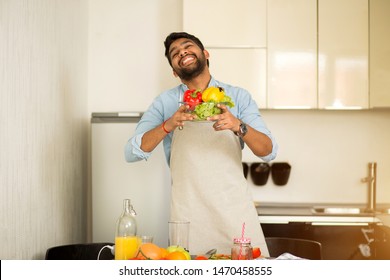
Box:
202, 86, 225, 103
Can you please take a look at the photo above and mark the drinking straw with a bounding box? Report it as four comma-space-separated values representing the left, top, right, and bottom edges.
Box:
239, 222, 245, 259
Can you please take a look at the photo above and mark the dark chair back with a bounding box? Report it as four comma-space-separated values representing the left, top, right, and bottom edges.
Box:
45, 242, 114, 260
265, 237, 322, 260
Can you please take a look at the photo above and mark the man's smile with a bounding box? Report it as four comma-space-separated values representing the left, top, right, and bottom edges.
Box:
180, 55, 195, 66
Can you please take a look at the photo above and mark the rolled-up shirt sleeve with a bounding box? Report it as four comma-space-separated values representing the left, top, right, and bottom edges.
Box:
124, 132, 152, 162
257, 134, 278, 162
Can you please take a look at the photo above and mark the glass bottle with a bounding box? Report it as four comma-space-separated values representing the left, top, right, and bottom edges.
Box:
231, 237, 253, 260
114, 199, 139, 260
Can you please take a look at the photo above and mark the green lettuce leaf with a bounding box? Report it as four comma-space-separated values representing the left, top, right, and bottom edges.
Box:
193, 102, 221, 120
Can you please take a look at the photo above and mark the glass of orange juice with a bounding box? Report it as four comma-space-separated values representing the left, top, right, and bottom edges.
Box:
115, 236, 140, 260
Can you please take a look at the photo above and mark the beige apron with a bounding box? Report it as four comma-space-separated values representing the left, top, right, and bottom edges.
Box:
170, 121, 269, 256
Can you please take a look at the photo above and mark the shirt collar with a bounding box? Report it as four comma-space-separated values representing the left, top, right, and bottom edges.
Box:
208, 76, 218, 87
179, 76, 217, 92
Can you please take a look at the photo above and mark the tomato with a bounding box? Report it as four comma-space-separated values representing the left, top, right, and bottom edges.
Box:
252, 247, 261, 259
195, 255, 208, 260
166, 251, 187, 260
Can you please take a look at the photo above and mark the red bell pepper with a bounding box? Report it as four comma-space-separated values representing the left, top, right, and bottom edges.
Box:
183, 89, 202, 110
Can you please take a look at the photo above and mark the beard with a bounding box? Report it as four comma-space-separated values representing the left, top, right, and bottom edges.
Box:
174, 53, 207, 81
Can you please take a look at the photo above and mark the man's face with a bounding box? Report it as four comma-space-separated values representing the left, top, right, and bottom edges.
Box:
168, 38, 208, 80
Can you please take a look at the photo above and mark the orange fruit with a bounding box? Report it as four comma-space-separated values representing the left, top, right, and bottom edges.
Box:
137, 243, 163, 260
195, 255, 208, 260
160, 248, 168, 259
166, 251, 187, 260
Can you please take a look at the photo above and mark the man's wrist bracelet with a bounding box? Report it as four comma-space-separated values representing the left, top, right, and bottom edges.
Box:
162, 118, 171, 133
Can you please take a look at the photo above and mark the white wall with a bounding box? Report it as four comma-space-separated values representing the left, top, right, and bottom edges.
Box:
244, 110, 390, 204
0, 0, 88, 259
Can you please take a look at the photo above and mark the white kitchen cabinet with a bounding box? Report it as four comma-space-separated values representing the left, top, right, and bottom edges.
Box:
267, 0, 317, 109
209, 48, 267, 108
318, 0, 369, 109
370, 0, 390, 108
183, 0, 266, 47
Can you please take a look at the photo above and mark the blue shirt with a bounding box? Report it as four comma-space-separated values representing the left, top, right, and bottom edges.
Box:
124, 77, 278, 165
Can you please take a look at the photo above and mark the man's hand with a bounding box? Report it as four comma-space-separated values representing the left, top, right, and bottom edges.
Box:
164, 105, 195, 131
208, 103, 240, 132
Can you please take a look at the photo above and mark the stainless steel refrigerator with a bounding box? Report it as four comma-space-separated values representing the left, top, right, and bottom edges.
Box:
91, 112, 171, 247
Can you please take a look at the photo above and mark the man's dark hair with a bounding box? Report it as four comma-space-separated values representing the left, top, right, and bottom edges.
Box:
164, 32, 206, 66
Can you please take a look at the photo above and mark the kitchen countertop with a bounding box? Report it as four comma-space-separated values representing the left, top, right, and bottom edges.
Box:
254, 202, 390, 224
